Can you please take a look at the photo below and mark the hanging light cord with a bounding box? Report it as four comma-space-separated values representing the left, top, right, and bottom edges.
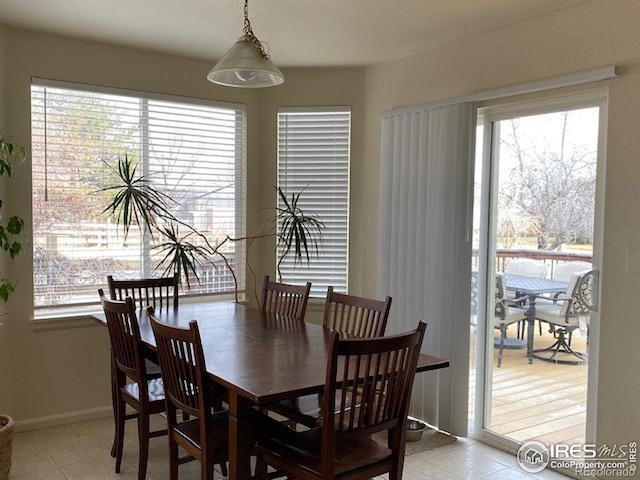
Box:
243, 0, 269, 59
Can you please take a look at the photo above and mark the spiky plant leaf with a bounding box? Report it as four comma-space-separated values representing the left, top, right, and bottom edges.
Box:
273, 186, 324, 267
99, 155, 175, 239
153, 224, 211, 288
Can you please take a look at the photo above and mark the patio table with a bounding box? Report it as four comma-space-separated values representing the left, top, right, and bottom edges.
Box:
505, 275, 569, 363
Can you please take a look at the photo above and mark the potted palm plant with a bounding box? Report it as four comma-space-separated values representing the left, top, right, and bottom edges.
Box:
0, 136, 26, 480
100, 155, 324, 303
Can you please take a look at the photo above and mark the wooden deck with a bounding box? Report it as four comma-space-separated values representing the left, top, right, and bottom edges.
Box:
469, 325, 588, 447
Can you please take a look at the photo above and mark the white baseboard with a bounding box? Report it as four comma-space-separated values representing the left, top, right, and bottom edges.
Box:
14, 405, 112, 432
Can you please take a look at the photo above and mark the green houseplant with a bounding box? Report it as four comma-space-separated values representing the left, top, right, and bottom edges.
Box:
100, 155, 324, 304
0, 136, 25, 480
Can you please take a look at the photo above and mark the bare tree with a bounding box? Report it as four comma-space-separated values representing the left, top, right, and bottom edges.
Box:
499, 114, 596, 250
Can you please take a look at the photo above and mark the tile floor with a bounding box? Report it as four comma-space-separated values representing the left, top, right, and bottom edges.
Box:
9, 415, 572, 479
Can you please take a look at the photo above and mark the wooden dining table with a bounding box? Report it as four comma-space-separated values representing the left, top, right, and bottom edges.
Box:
91, 301, 449, 480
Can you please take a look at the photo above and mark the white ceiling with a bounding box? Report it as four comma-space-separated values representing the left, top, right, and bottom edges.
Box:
0, 0, 589, 67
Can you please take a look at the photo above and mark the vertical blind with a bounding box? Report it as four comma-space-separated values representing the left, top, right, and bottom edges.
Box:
31, 79, 246, 308
277, 108, 350, 296
379, 103, 475, 435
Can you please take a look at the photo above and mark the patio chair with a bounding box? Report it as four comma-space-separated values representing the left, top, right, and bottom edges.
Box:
504, 258, 548, 279
551, 261, 592, 283
494, 273, 527, 367
505, 259, 547, 338
533, 270, 598, 364
547, 262, 591, 342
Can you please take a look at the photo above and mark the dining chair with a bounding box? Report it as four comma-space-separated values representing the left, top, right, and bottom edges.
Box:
533, 270, 597, 364
323, 287, 392, 337
267, 289, 393, 428
108, 274, 179, 311
99, 291, 167, 480
149, 310, 229, 480
261, 274, 311, 321
255, 322, 427, 480
105, 275, 179, 456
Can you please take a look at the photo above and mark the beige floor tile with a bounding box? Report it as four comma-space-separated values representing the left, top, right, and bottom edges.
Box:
403, 453, 462, 479
534, 467, 576, 479
409, 440, 467, 459
71, 416, 116, 440
36, 424, 92, 449
426, 449, 509, 479
8, 465, 67, 480
463, 442, 518, 467
10, 432, 44, 457
6, 415, 576, 480
9, 452, 57, 477
59, 457, 140, 480
474, 467, 534, 479
44, 434, 113, 466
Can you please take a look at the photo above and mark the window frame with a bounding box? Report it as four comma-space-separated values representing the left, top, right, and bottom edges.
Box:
30, 77, 247, 315
276, 106, 351, 297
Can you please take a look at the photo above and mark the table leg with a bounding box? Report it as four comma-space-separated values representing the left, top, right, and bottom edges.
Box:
526, 296, 536, 364
228, 391, 254, 480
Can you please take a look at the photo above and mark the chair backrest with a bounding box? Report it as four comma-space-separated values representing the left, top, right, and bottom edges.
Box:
261, 275, 311, 321
149, 311, 208, 418
323, 287, 392, 338
99, 290, 146, 383
320, 322, 426, 475
551, 261, 592, 283
108, 275, 179, 311
494, 273, 507, 320
504, 259, 547, 279
561, 270, 598, 319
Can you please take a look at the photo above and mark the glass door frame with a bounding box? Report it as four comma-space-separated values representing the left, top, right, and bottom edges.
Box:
471, 89, 609, 460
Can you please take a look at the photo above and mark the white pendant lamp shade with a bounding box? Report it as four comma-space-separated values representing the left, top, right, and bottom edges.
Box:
207, 35, 284, 88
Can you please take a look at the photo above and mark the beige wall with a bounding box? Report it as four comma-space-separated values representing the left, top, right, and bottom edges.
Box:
0, 25, 11, 415
254, 68, 366, 324
0, 26, 365, 422
362, 0, 640, 448
2, 27, 256, 422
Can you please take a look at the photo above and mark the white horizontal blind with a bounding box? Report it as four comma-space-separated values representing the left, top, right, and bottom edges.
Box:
277, 108, 350, 296
31, 81, 246, 308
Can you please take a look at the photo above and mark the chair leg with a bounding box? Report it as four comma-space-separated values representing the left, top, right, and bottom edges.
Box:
202, 454, 215, 480
169, 435, 179, 480
498, 325, 506, 368
137, 411, 150, 480
388, 427, 406, 480
539, 321, 543, 336
255, 453, 268, 480
114, 398, 126, 473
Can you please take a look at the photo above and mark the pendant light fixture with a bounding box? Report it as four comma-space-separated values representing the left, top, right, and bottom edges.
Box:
207, 0, 284, 88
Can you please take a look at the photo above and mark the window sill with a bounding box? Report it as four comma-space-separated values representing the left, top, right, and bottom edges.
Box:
31, 310, 101, 332
31, 292, 245, 332
306, 297, 327, 313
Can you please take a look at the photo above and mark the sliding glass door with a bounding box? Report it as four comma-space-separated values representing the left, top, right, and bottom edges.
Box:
471, 92, 606, 464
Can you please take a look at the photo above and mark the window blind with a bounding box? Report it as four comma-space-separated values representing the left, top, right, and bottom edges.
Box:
31, 80, 246, 308
277, 108, 350, 297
